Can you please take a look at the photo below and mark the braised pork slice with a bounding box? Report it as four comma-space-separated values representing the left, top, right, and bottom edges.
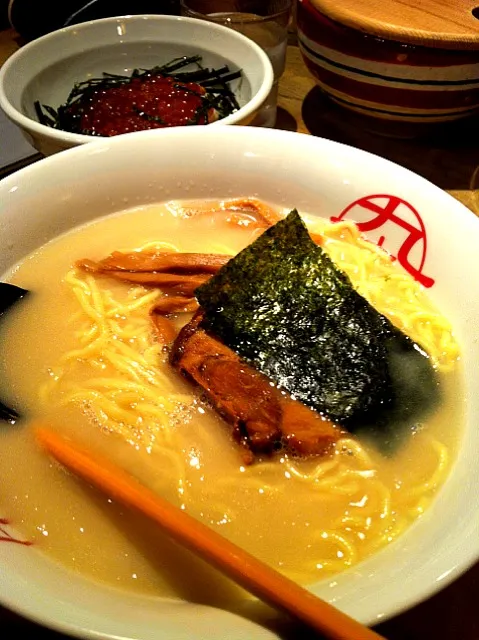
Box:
170, 311, 342, 462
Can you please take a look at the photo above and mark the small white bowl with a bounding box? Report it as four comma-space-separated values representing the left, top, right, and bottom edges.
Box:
0, 14, 274, 156
0, 126, 478, 639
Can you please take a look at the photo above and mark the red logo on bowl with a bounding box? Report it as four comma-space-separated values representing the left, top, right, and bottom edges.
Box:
331, 194, 435, 288
0, 518, 32, 546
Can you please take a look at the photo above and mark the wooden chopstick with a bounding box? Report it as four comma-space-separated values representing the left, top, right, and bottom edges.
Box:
35, 426, 386, 640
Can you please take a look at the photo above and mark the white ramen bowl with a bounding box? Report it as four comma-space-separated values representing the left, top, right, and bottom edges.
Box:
0, 14, 274, 156
0, 126, 478, 640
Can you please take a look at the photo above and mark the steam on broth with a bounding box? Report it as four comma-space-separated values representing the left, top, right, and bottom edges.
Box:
0, 200, 462, 603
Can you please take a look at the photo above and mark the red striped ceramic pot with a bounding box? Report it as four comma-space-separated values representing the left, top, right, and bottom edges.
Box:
297, 0, 479, 125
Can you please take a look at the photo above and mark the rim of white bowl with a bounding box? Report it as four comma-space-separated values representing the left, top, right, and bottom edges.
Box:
0, 127, 478, 636
0, 14, 275, 145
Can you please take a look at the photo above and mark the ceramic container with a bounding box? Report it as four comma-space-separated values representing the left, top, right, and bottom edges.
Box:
0, 14, 274, 155
0, 125, 478, 639
297, 0, 479, 127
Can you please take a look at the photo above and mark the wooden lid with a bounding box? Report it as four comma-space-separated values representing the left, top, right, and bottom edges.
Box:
311, 0, 479, 50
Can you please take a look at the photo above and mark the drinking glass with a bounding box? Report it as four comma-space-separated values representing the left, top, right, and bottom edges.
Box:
180, 0, 292, 127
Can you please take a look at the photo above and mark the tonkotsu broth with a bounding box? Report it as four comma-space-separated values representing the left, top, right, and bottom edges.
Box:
0, 202, 462, 602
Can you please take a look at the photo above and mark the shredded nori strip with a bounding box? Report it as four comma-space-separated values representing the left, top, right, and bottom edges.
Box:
0, 283, 29, 424
0, 283, 28, 317
196, 211, 439, 452
0, 399, 19, 425
34, 55, 242, 135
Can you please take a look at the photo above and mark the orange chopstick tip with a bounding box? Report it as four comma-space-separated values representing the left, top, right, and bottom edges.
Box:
35, 424, 54, 447
36, 424, 63, 451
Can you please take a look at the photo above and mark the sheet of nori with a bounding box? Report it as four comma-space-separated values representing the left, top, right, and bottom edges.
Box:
195, 210, 439, 451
